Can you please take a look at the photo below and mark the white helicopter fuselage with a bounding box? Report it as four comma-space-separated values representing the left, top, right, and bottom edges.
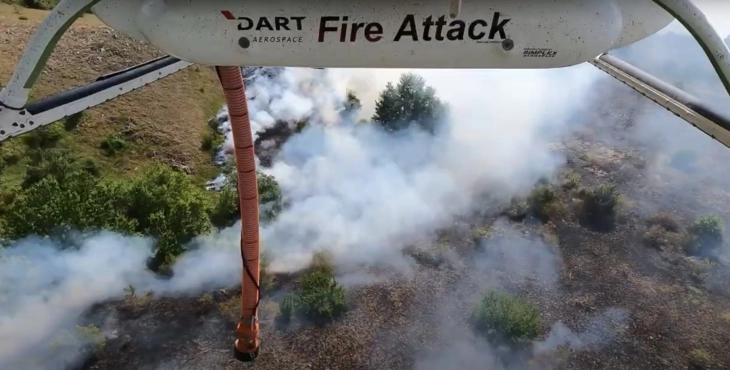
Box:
92, 0, 674, 69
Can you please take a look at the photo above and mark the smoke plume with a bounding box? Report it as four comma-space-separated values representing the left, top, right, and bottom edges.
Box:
0, 226, 245, 370
253, 66, 601, 272
1, 60, 603, 368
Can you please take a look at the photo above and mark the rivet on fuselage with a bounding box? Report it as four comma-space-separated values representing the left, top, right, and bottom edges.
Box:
239, 37, 250, 49
502, 39, 514, 51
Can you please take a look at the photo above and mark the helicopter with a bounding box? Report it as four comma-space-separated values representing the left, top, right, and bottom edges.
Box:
0, 0, 729, 363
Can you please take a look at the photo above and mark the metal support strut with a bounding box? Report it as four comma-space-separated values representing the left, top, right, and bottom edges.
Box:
0, 0, 191, 142
0, 0, 100, 108
650, 0, 730, 99
216, 66, 261, 362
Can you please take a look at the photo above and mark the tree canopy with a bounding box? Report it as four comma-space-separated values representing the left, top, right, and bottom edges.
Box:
372, 73, 446, 133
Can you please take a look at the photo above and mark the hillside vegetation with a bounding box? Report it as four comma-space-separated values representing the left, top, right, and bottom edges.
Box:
0, 3, 248, 268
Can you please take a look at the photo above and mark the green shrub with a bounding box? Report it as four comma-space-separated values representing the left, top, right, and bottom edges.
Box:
295, 269, 348, 322
686, 215, 724, 257
309, 250, 335, 275
209, 186, 239, 229
200, 131, 217, 151
100, 134, 129, 156
562, 171, 580, 189
579, 183, 620, 231
689, 348, 710, 369
259, 250, 275, 292
372, 73, 446, 133
472, 290, 541, 343
124, 164, 213, 268
257, 172, 283, 222
278, 293, 295, 323
2, 160, 213, 270
211, 170, 283, 226
692, 215, 723, 240
22, 148, 80, 189
344, 90, 362, 114
527, 185, 560, 222
2, 151, 20, 165
79, 158, 101, 177
208, 117, 221, 131
3, 171, 137, 240
21, 123, 64, 149
63, 112, 85, 131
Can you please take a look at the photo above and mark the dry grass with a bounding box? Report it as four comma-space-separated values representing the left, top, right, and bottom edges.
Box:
218, 294, 240, 323
119, 285, 154, 312
647, 211, 681, 233
642, 225, 685, 249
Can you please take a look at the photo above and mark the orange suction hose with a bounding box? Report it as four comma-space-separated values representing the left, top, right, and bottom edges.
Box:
215, 66, 261, 362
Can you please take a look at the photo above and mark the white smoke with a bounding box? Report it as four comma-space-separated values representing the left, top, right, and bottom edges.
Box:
0, 226, 243, 370
253, 66, 601, 271
0, 63, 603, 369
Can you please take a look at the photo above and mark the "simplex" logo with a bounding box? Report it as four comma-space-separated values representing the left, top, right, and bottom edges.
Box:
220, 11, 306, 31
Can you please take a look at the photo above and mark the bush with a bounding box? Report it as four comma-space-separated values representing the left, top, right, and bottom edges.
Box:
309, 250, 335, 275
642, 225, 684, 249
372, 73, 446, 133
472, 290, 542, 343
277, 251, 347, 324
211, 170, 283, 227
3, 171, 137, 240
642, 212, 684, 249
692, 215, 723, 240
562, 171, 580, 189
64, 112, 85, 131
124, 164, 213, 267
579, 183, 620, 231
648, 212, 680, 233
200, 131, 218, 151
689, 348, 710, 369
21, 148, 96, 189
344, 90, 362, 114
2, 160, 213, 270
21, 123, 64, 149
100, 134, 129, 156
79, 158, 101, 177
278, 293, 295, 324
528, 185, 560, 222
505, 200, 529, 222
209, 185, 239, 229
686, 215, 724, 257
257, 172, 283, 222
294, 268, 348, 322
259, 250, 275, 292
